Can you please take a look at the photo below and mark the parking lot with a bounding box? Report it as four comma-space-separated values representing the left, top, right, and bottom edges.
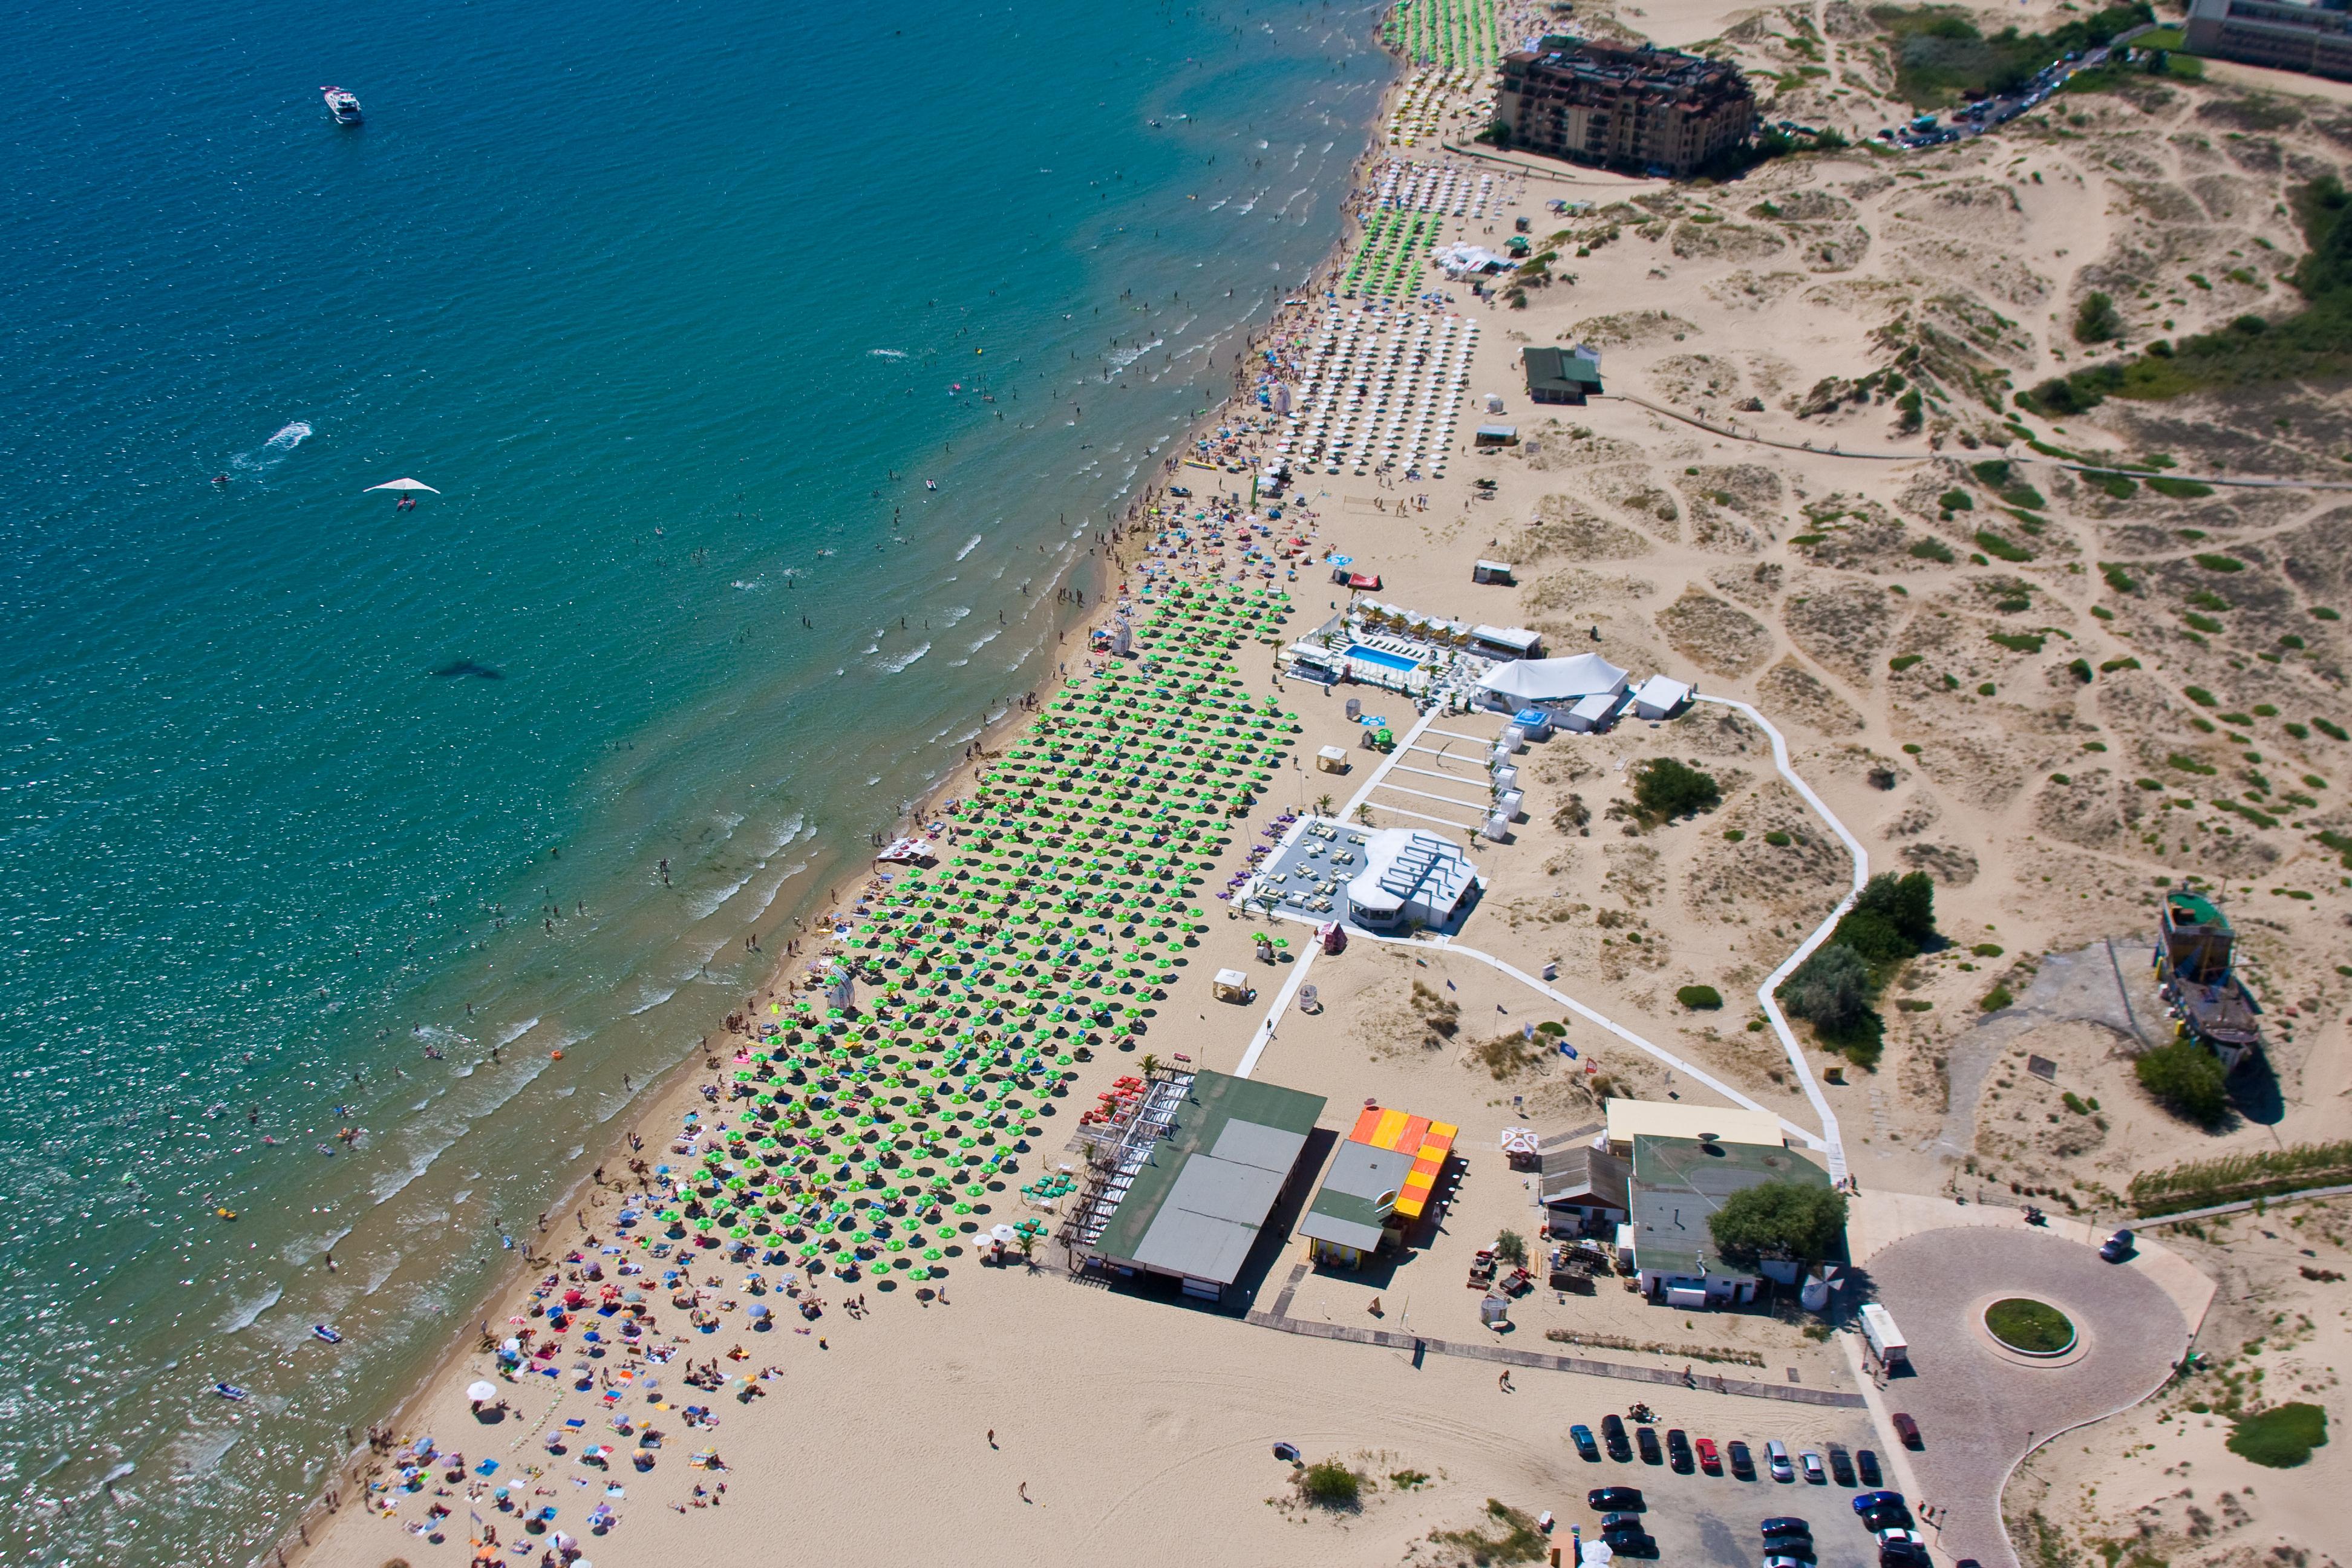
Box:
1561, 1410, 1894, 1568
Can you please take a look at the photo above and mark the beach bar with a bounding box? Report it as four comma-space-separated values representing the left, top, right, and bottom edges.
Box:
1296, 1103, 1458, 1267
1080, 1068, 1327, 1301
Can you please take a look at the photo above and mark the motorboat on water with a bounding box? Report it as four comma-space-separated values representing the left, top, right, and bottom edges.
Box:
322, 86, 362, 125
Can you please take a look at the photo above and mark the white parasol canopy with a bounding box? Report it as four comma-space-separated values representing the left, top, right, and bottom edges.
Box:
365, 477, 440, 493
466, 1380, 498, 1403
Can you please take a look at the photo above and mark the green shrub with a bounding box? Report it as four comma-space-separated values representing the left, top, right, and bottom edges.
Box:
2227, 1403, 2329, 1469
1782, 942, 1873, 1034
1631, 757, 1722, 823
1677, 984, 1725, 1010
1763, 829, 1792, 846
2068, 657, 2094, 682
2195, 553, 2247, 572
1296, 1458, 1364, 1510
2317, 717, 2350, 741
1938, 488, 1974, 512
1909, 537, 1956, 563
1890, 653, 1924, 671
2074, 291, 2123, 344
1990, 631, 2045, 653
1976, 529, 2034, 562
2100, 656, 2141, 672
1722, 828, 1745, 841
2096, 472, 2139, 500
2167, 753, 2217, 774
2135, 1039, 2230, 1125
2101, 563, 2139, 592
1979, 983, 2014, 1011
2185, 612, 2224, 634
1971, 942, 2005, 957
2149, 475, 2213, 498
2183, 687, 2217, 707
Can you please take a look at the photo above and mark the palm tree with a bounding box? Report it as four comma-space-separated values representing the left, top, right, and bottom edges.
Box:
1315, 792, 1336, 815
1354, 804, 1374, 825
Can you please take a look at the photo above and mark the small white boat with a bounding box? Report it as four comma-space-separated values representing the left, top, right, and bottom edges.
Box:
213, 1382, 249, 1401
312, 1324, 343, 1344
322, 87, 362, 125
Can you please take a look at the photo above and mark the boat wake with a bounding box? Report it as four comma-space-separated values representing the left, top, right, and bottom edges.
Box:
227, 420, 313, 480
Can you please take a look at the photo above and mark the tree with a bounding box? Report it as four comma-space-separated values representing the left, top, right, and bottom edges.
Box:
1676, 984, 1723, 1010
2074, 290, 2123, 345
1494, 1229, 1528, 1266
2136, 1039, 2231, 1125
1630, 757, 1722, 825
1708, 1181, 1850, 1266
1833, 871, 1939, 965
1780, 942, 1872, 1034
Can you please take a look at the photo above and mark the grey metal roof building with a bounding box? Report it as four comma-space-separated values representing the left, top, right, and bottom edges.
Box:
1088, 1069, 1327, 1298
1297, 1139, 1419, 1258
1630, 1133, 1829, 1284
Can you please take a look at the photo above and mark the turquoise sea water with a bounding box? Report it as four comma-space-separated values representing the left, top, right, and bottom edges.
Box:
0, 2, 1390, 1561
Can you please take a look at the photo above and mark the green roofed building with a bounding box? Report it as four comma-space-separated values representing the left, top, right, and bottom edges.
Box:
1297, 1138, 1418, 1268
1086, 1068, 1327, 1301
1524, 345, 1604, 405
1628, 1132, 1830, 1307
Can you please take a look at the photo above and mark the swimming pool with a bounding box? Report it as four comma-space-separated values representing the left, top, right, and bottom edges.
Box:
1345, 643, 1421, 674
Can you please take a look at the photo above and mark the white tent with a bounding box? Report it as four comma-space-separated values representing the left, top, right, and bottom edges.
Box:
1631, 674, 1693, 719
1474, 653, 1628, 708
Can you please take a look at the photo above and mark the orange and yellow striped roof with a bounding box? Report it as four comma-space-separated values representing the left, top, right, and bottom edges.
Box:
1348, 1104, 1458, 1219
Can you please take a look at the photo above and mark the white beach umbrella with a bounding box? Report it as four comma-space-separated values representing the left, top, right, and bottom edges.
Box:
365, 477, 440, 494
467, 1380, 498, 1403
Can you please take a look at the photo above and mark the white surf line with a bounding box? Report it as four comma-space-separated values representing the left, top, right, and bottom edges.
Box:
1693, 694, 1860, 1184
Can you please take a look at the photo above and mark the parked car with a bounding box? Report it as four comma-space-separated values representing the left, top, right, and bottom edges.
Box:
1766, 1555, 1816, 1568
1761, 1517, 1812, 1538
1589, 1487, 1644, 1512
1603, 1414, 1632, 1461
1881, 1543, 1932, 1568
1599, 1512, 1644, 1529
1852, 1491, 1904, 1515
1856, 1449, 1883, 1488
1636, 1426, 1664, 1465
1890, 1412, 1921, 1449
1827, 1445, 1857, 1488
1864, 1503, 1918, 1535
1768, 1546, 1820, 1566
1571, 1424, 1599, 1462
1667, 1429, 1694, 1472
1765, 1439, 1794, 1482
1728, 1439, 1757, 1480
1696, 1437, 1722, 1475
1801, 1451, 1827, 1485
2101, 1227, 2137, 1263
1878, 1528, 1929, 1550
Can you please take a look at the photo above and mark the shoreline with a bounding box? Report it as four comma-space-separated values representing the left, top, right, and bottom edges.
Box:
269, 78, 1396, 1558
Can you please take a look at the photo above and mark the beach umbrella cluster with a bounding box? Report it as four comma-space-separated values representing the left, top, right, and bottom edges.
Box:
1383, 0, 1501, 73
651, 583, 1299, 1278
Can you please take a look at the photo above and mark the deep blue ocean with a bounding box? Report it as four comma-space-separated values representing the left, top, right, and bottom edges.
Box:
0, 2, 1390, 1561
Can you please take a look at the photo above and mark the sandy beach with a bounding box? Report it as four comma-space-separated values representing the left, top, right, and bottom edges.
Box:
287, 4, 2352, 1566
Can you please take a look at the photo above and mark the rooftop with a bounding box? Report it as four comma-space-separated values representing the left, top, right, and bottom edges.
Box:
1630, 1133, 1831, 1280
1297, 1140, 1419, 1254
1606, 1097, 1785, 1150
1091, 1069, 1328, 1287
1348, 829, 1477, 919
